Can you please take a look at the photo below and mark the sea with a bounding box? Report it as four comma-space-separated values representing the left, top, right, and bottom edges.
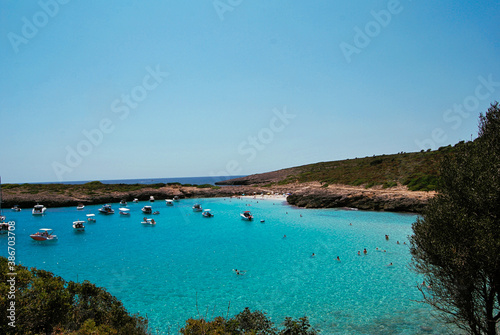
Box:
0, 196, 460, 334
36, 175, 246, 186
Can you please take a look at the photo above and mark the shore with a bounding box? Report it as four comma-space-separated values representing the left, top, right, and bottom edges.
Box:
1, 181, 434, 213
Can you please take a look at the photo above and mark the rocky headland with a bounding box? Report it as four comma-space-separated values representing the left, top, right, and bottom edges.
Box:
1, 181, 434, 213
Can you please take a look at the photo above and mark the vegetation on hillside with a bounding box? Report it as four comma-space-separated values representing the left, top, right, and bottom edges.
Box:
0, 257, 150, 335
270, 146, 461, 191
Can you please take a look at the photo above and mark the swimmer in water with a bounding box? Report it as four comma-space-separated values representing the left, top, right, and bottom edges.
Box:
363, 248, 368, 255
336, 256, 341, 262
311, 253, 316, 258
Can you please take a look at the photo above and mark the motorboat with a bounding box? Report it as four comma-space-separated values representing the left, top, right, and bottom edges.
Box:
11, 205, 21, 212
77, 203, 85, 210
32, 204, 47, 215
165, 199, 174, 206
0, 222, 9, 234
202, 209, 214, 218
98, 204, 114, 215
173, 195, 180, 201
149, 196, 155, 202
30, 228, 58, 241
192, 203, 202, 212
119, 208, 130, 215
152, 211, 160, 215
86, 213, 96, 222
142, 206, 153, 214
240, 211, 253, 221
120, 199, 128, 206
141, 218, 156, 225
133, 198, 139, 203
72, 220, 85, 231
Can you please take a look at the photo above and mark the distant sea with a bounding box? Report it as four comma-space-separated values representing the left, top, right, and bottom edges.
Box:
39, 175, 246, 186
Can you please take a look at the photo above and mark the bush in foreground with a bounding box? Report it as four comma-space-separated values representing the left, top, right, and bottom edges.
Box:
180, 307, 318, 335
0, 257, 149, 335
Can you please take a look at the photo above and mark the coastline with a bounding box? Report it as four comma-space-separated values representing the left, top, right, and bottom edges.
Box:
1, 182, 434, 213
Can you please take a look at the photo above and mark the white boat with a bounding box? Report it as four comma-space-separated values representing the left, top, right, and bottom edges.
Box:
11, 205, 21, 212
149, 196, 155, 202
240, 211, 254, 221
120, 199, 128, 206
119, 208, 130, 215
142, 205, 153, 214
173, 195, 180, 201
0, 222, 9, 234
30, 228, 58, 241
32, 204, 47, 215
133, 198, 139, 203
77, 203, 85, 210
86, 213, 96, 222
72, 220, 85, 231
165, 199, 174, 206
202, 209, 214, 218
98, 204, 114, 214
141, 218, 156, 225
192, 203, 202, 212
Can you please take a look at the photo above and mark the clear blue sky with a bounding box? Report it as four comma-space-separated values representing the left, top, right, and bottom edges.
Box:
1, 1, 499, 183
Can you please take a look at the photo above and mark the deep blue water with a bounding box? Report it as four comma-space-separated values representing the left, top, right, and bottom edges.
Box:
33, 175, 246, 186
0, 197, 459, 334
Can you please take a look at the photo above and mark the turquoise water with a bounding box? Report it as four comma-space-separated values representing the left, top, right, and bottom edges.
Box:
0, 198, 457, 334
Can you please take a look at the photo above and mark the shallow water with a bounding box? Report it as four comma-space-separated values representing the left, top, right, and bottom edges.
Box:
0, 198, 458, 334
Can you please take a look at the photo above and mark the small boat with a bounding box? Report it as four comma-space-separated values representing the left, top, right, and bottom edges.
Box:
165, 199, 174, 206
149, 196, 155, 202
142, 206, 153, 214
11, 205, 21, 212
192, 203, 202, 212
173, 195, 180, 201
133, 198, 139, 203
72, 220, 85, 231
152, 211, 160, 215
30, 228, 58, 241
32, 204, 47, 215
86, 213, 96, 222
202, 209, 214, 218
260, 219, 265, 223
141, 218, 156, 225
119, 208, 130, 215
98, 204, 115, 215
0, 222, 9, 234
240, 211, 254, 221
120, 199, 128, 206
77, 203, 85, 210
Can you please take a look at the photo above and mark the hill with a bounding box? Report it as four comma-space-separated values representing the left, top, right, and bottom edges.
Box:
216, 144, 461, 191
